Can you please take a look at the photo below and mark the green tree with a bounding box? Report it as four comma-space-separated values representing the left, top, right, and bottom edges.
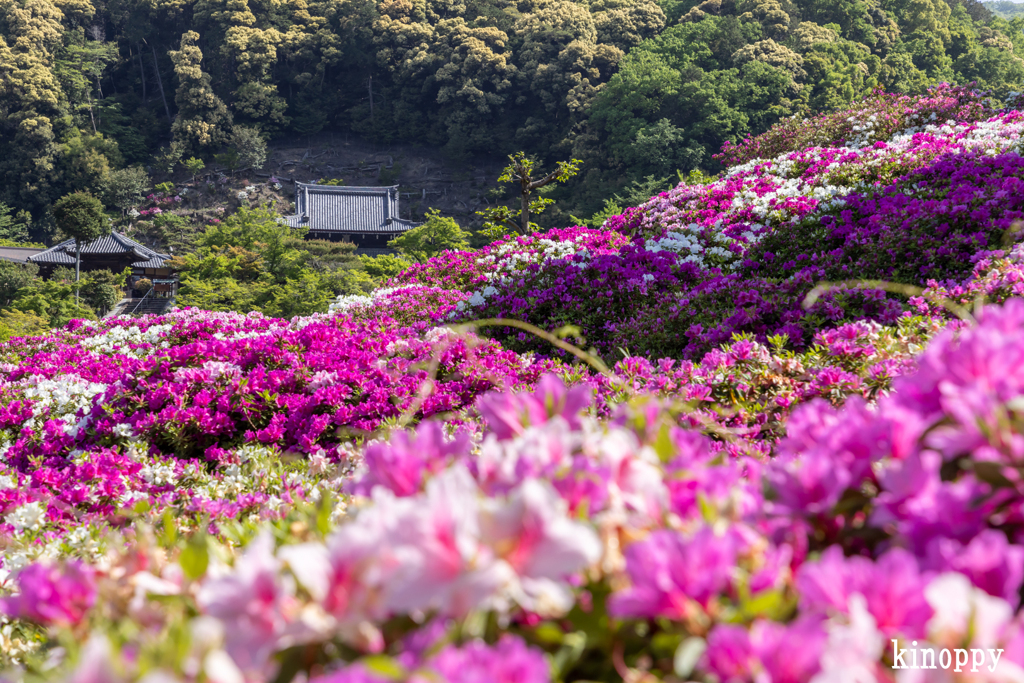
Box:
169, 31, 233, 154
989, 2, 1024, 19
360, 253, 412, 281
0, 203, 31, 244
55, 132, 119, 196
170, 204, 376, 314
230, 126, 268, 171
9, 277, 96, 327
172, 275, 270, 313
183, 157, 206, 182
592, 0, 666, 51
0, 309, 50, 341
477, 153, 582, 239
102, 166, 150, 216
625, 119, 706, 178
388, 209, 472, 261
0, 29, 64, 219
194, 205, 306, 278
77, 267, 129, 315
55, 29, 120, 136
292, 238, 366, 280
53, 192, 108, 303
264, 269, 332, 318
0, 260, 39, 306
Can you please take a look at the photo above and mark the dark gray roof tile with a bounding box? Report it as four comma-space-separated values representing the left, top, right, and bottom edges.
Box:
28, 232, 171, 267
286, 183, 418, 234
131, 255, 172, 268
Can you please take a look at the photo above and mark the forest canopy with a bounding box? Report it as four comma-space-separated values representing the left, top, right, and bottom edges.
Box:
986, 1, 1024, 19
2, 0, 1023, 232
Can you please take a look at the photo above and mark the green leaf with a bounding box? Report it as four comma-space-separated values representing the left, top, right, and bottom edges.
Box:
532, 621, 566, 645
737, 588, 796, 621
649, 632, 683, 657
362, 655, 405, 679
551, 631, 587, 680
697, 493, 718, 524
460, 610, 488, 639
653, 423, 675, 463
180, 534, 210, 581
315, 492, 334, 537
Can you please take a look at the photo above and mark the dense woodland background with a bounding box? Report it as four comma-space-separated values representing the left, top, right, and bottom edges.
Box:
2, 0, 1024, 237
988, 1, 1024, 18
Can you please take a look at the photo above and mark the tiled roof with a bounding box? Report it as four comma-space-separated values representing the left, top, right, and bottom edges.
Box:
0, 247, 45, 263
27, 232, 173, 268
131, 255, 173, 269
285, 184, 416, 234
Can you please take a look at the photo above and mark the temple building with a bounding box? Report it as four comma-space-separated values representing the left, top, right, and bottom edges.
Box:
26, 232, 177, 300
284, 183, 418, 251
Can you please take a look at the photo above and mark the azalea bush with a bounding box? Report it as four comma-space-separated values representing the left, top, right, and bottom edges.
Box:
6, 300, 1024, 681
715, 83, 999, 166
0, 306, 568, 575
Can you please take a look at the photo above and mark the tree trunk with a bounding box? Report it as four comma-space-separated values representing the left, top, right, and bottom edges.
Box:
75, 239, 81, 305
150, 43, 172, 124
136, 44, 148, 103
95, 76, 103, 129
86, 90, 98, 134
521, 172, 530, 234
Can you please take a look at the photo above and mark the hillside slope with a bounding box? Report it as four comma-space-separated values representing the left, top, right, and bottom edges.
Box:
343, 86, 1024, 358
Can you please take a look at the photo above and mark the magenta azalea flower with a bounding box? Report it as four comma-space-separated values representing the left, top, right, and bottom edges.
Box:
0, 560, 96, 627
608, 526, 741, 617
427, 635, 550, 683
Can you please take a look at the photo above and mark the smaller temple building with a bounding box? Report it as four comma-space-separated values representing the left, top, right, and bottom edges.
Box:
284, 183, 418, 250
27, 232, 177, 298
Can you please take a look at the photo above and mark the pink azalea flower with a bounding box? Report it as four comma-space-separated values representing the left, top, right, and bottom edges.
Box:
797, 547, 933, 638
476, 374, 592, 440
0, 560, 95, 627
351, 421, 470, 497
608, 526, 741, 618
196, 533, 296, 675
382, 466, 513, 617
480, 478, 601, 614
280, 507, 394, 628
703, 617, 827, 683
924, 530, 1024, 607
427, 635, 550, 683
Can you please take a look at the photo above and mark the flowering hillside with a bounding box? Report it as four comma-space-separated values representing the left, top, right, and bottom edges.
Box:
361, 86, 1024, 359
5, 87, 1024, 682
